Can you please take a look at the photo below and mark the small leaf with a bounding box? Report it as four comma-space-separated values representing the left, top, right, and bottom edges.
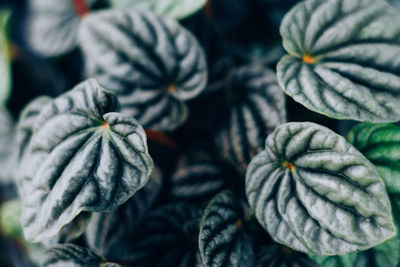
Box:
0, 10, 11, 105
108, 203, 203, 266
17, 79, 153, 242
43, 244, 120, 267
214, 65, 286, 174
78, 9, 208, 131
348, 123, 400, 194
246, 122, 395, 255
199, 190, 254, 267
0, 200, 23, 240
277, 0, 400, 122
256, 245, 318, 267
111, 0, 208, 20
170, 151, 227, 202
85, 165, 162, 254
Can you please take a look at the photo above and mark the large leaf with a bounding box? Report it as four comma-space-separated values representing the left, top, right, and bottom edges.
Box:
43, 244, 120, 267
111, 0, 207, 20
348, 123, 400, 194
85, 165, 162, 254
214, 65, 286, 174
277, 0, 400, 122
170, 151, 227, 202
25, 0, 100, 57
78, 9, 208, 131
199, 190, 254, 267
0, 10, 11, 105
107, 203, 203, 266
17, 79, 153, 242
245, 122, 395, 255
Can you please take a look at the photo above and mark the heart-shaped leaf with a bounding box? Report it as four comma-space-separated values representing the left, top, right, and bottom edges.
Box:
348, 123, 400, 194
199, 190, 254, 267
246, 122, 395, 255
277, 0, 400, 122
78, 9, 208, 131
85, 165, 162, 254
214, 65, 286, 174
0, 10, 11, 105
25, 0, 99, 57
110, 0, 208, 20
43, 244, 120, 267
17, 79, 153, 242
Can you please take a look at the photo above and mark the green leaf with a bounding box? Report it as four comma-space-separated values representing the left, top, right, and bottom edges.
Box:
17, 79, 153, 242
43, 244, 121, 267
245, 122, 395, 255
0, 10, 11, 105
348, 123, 400, 194
0, 200, 23, 240
214, 65, 286, 174
85, 165, 162, 254
78, 9, 208, 131
199, 190, 254, 267
277, 0, 400, 122
111, 0, 207, 20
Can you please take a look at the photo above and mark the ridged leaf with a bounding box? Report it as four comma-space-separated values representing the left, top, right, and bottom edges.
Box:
277, 0, 400, 122
107, 203, 203, 266
245, 122, 395, 255
43, 244, 120, 267
25, 0, 99, 57
0, 10, 11, 105
348, 123, 400, 194
78, 9, 208, 131
17, 79, 153, 242
85, 165, 162, 254
256, 245, 318, 267
170, 151, 227, 202
214, 65, 286, 174
111, 0, 207, 20
199, 190, 254, 267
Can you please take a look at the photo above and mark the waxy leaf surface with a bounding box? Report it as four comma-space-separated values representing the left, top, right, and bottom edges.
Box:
199, 190, 254, 267
277, 0, 400, 122
79, 9, 208, 131
18, 79, 153, 242
246, 122, 395, 255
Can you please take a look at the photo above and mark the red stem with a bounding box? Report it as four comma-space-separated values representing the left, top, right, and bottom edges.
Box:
144, 129, 180, 151
71, 0, 89, 17
203, 0, 213, 18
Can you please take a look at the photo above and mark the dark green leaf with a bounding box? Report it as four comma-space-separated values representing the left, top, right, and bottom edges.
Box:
277, 0, 400, 122
110, 0, 208, 19
199, 190, 254, 267
17, 79, 153, 242
246, 122, 395, 255
214, 65, 286, 174
78, 9, 208, 131
256, 244, 318, 267
0, 107, 15, 183
43, 244, 120, 267
348, 123, 400, 194
85, 165, 162, 254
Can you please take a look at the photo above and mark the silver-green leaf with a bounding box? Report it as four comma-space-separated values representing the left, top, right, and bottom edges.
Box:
245, 122, 395, 255
110, 0, 208, 20
277, 0, 400, 122
0, 10, 11, 105
78, 9, 208, 131
199, 190, 254, 267
17, 79, 153, 242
